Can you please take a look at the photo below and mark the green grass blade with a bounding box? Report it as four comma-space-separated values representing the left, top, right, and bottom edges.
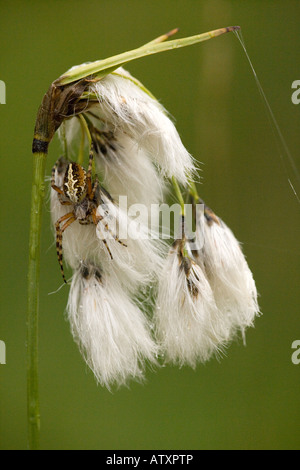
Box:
57, 26, 240, 85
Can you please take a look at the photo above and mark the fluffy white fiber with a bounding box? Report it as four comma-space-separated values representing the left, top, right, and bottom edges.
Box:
51, 63, 260, 385
196, 215, 260, 341
154, 245, 226, 367
154, 210, 260, 366
67, 263, 158, 388
93, 128, 166, 209
96, 192, 166, 292
91, 68, 195, 185
51, 163, 162, 387
59, 118, 166, 209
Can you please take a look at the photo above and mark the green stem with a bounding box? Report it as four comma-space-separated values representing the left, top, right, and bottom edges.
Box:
78, 114, 96, 177
172, 176, 185, 215
78, 113, 92, 148
61, 122, 69, 161
27, 151, 47, 450
77, 116, 86, 166
189, 181, 200, 202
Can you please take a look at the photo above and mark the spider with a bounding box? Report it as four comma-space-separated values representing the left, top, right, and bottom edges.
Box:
51, 146, 126, 283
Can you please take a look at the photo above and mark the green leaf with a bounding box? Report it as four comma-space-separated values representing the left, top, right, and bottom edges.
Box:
57, 26, 240, 85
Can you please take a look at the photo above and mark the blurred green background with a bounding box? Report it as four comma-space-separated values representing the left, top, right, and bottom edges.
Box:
1, 0, 299, 450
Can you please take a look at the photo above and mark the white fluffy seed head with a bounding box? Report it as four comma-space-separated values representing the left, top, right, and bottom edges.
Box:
67, 263, 158, 389
194, 214, 260, 341
154, 244, 227, 368
91, 68, 196, 185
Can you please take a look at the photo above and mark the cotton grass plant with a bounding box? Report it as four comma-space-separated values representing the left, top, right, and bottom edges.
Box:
27, 26, 260, 450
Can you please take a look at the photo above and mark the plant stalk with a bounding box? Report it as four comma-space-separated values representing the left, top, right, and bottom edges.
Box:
172, 176, 185, 215
27, 151, 47, 449
26, 76, 90, 450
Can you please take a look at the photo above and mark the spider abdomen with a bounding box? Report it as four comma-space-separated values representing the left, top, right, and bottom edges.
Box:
64, 162, 87, 204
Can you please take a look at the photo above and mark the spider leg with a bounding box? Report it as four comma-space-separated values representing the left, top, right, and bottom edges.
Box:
87, 144, 94, 176
61, 216, 77, 232
92, 211, 127, 261
58, 193, 72, 205
102, 238, 114, 260
86, 144, 94, 198
51, 162, 64, 195
92, 212, 102, 225
91, 212, 113, 260
90, 178, 99, 201
102, 221, 127, 248
55, 212, 75, 283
